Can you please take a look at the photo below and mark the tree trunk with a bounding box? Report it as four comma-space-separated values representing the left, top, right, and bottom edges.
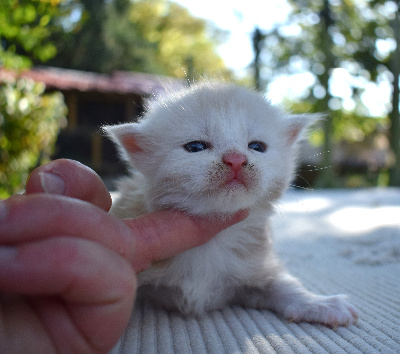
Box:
315, 0, 337, 188
389, 9, 400, 186
252, 28, 265, 91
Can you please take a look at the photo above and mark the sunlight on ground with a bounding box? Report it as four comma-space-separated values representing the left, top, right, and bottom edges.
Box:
280, 190, 400, 236
328, 206, 400, 234
280, 196, 332, 213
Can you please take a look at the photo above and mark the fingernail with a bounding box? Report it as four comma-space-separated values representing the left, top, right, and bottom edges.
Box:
0, 201, 8, 223
0, 246, 17, 261
39, 172, 66, 195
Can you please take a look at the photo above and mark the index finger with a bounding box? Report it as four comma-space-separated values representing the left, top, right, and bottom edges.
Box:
0, 195, 248, 273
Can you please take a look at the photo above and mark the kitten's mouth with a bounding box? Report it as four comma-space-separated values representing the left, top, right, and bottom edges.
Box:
223, 174, 247, 189
210, 169, 250, 191
225, 179, 246, 188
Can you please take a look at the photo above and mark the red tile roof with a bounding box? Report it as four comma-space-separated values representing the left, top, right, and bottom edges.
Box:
0, 66, 182, 95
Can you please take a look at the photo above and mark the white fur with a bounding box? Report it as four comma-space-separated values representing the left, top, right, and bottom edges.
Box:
106, 82, 358, 326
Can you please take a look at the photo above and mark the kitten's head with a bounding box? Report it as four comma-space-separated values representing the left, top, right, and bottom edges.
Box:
106, 82, 318, 216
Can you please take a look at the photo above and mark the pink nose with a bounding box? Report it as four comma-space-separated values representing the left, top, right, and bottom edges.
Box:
222, 152, 248, 173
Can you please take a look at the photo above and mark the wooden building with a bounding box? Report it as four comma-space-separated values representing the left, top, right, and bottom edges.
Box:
10, 66, 181, 176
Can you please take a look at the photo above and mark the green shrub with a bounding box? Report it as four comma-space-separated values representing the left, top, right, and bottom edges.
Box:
0, 76, 67, 198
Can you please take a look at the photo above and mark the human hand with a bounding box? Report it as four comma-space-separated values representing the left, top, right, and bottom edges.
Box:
0, 159, 247, 353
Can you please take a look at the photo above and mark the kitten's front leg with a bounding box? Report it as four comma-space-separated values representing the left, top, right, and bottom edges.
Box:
238, 272, 358, 327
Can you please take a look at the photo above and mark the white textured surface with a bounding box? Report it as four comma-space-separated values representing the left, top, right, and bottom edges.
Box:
111, 188, 400, 353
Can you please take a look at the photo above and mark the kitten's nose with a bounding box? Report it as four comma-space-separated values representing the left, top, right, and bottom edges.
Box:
222, 152, 248, 173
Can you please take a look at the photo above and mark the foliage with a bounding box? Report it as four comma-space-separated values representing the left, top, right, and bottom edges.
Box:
289, 100, 388, 145
264, 1, 393, 82
0, 0, 64, 69
47, 0, 112, 72
102, 0, 163, 74
0, 77, 67, 198
128, 0, 231, 79
47, 0, 232, 78
263, 0, 393, 114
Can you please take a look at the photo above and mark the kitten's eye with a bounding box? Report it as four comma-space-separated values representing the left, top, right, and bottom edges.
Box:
248, 141, 267, 153
183, 141, 210, 153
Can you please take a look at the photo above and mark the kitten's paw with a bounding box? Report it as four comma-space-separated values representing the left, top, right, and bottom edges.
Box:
284, 294, 358, 327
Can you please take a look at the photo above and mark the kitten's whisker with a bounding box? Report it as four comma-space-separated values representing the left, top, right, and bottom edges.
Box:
304, 151, 330, 159
292, 174, 314, 190
290, 184, 314, 191
298, 165, 331, 172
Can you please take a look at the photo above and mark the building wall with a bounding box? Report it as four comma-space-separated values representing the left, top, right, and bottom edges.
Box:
54, 90, 144, 177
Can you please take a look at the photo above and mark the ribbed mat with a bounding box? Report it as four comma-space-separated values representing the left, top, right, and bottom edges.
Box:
110, 188, 400, 353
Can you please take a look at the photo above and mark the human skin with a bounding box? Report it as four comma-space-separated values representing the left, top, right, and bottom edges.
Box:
0, 159, 247, 353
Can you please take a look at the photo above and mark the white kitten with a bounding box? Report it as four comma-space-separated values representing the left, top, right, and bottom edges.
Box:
105, 82, 358, 327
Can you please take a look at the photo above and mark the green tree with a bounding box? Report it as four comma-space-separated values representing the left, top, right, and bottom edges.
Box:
102, 0, 162, 74
47, 0, 114, 72
0, 0, 63, 69
48, 0, 231, 78
129, 0, 231, 79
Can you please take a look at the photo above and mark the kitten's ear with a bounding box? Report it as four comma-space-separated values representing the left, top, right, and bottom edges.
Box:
103, 123, 143, 156
285, 113, 321, 146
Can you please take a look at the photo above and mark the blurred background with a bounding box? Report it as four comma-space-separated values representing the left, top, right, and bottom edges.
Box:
0, 0, 399, 197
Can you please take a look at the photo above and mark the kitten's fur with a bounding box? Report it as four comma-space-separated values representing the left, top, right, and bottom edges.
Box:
106, 82, 358, 327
